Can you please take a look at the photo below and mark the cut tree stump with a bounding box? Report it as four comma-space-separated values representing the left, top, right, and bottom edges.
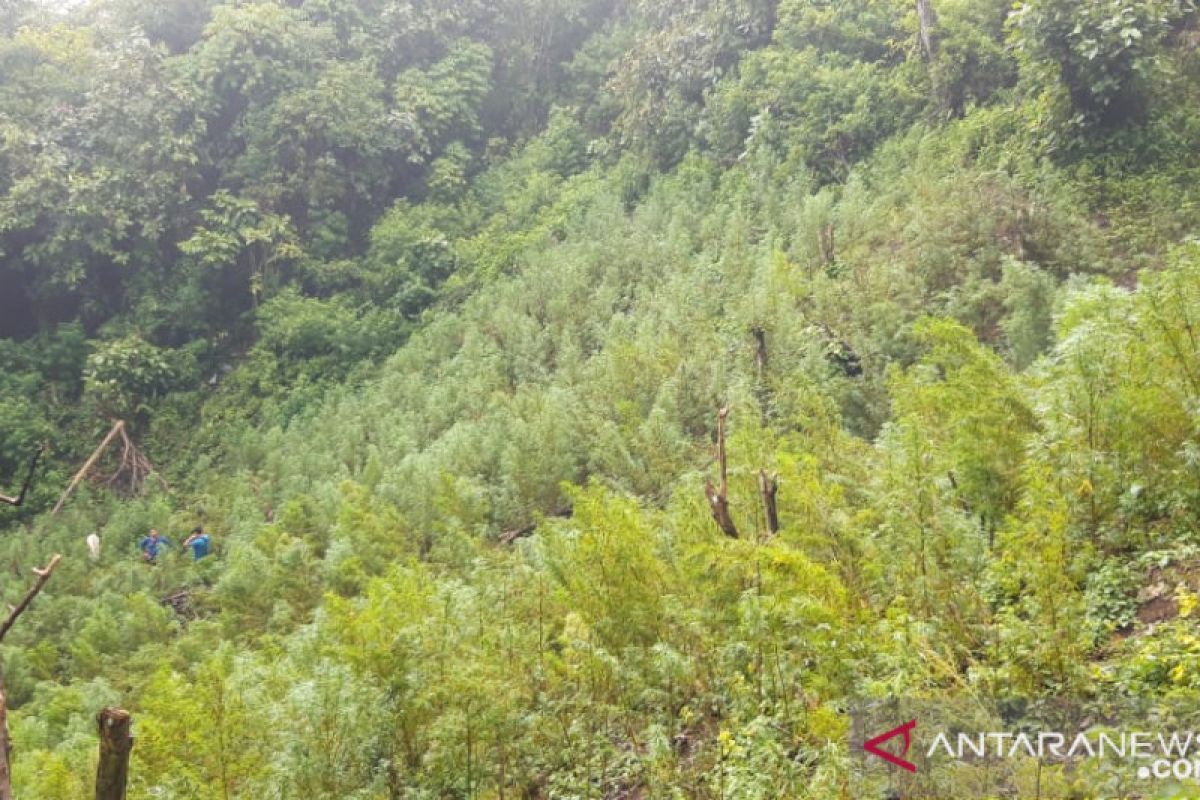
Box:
95, 708, 133, 800
759, 470, 780, 536
704, 407, 739, 538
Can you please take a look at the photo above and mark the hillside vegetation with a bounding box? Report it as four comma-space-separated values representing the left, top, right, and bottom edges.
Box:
3, 0, 1200, 797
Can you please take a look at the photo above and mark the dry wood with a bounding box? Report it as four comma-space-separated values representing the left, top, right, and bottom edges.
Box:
498, 507, 573, 544
51, 421, 167, 516
498, 522, 538, 545
759, 470, 780, 536
0, 554, 62, 644
705, 407, 738, 538
0, 444, 44, 507
95, 708, 133, 800
52, 421, 124, 515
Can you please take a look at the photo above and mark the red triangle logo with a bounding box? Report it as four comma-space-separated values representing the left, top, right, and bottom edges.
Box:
864, 719, 918, 773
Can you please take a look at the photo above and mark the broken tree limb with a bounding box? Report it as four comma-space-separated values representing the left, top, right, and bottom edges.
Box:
498, 507, 574, 545
51, 421, 167, 516
1, 684, 12, 800
0, 443, 45, 507
705, 407, 739, 538
0, 554, 63, 644
95, 708, 133, 800
52, 421, 125, 515
498, 522, 537, 545
759, 470, 780, 536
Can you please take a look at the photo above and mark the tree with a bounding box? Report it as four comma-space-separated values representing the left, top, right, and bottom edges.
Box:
179, 192, 303, 309
1009, 0, 1197, 130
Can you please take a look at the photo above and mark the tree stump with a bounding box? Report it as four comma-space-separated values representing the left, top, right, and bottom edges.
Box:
759, 470, 780, 536
95, 708, 133, 800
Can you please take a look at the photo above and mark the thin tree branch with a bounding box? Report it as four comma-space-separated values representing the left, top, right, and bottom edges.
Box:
0, 554, 63, 644
0, 443, 45, 507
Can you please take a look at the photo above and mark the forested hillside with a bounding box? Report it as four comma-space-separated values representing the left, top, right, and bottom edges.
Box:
3, 0, 1200, 797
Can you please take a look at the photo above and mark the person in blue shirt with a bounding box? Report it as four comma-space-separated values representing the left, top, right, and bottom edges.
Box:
139, 528, 171, 563
183, 526, 211, 560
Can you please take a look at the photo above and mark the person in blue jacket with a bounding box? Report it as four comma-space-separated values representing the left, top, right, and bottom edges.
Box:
183, 526, 211, 560
139, 528, 171, 563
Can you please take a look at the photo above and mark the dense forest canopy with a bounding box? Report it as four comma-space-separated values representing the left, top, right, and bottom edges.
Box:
3, 0, 1200, 797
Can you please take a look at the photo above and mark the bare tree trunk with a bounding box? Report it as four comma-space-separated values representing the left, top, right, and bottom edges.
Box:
95, 709, 133, 800
758, 470, 780, 536
916, 0, 937, 60
704, 407, 739, 538
0, 684, 12, 800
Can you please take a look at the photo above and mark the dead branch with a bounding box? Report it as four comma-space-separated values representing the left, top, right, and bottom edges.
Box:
0, 554, 62, 644
95, 708, 133, 800
705, 407, 738, 538
498, 507, 574, 545
52, 421, 167, 516
499, 522, 537, 545
162, 588, 198, 620
52, 422, 124, 515
759, 470, 780, 536
0, 443, 45, 507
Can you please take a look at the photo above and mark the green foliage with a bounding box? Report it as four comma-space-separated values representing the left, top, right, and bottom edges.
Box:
1010, 0, 1197, 132
5, 0, 1200, 796
83, 334, 181, 419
